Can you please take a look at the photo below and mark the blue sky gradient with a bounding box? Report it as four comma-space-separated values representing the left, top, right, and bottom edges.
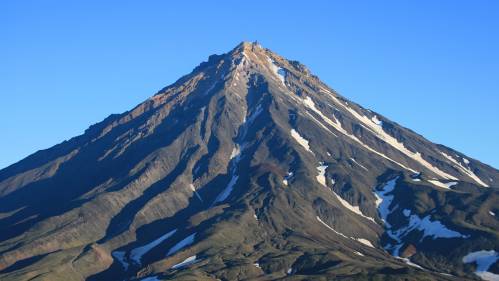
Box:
1, 0, 498, 169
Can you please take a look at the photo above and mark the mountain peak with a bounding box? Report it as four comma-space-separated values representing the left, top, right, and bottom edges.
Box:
231, 41, 262, 54
227, 41, 284, 69
0, 43, 497, 281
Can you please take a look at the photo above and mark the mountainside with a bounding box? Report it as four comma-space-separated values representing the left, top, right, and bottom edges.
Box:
0, 42, 498, 281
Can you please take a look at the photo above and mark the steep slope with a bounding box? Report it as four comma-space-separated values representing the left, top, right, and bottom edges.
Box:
0, 42, 498, 281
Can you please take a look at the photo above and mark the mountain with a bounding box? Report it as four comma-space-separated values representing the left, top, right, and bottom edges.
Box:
0, 42, 498, 281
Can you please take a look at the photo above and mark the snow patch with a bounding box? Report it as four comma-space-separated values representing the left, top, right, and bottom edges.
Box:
217, 108, 259, 203
245, 104, 263, 126
398, 257, 425, 270
171, 255, 197, 269
371, 115, 383, 126
319, 88, 458, 181
462, 250, 499, 281
427, 180, 458, 190
332, 190, 376, 223
167, 233, 196, 256
230, 145, 240, 160
350, 158, 368, 171
283, 172, 293, 186
130, 229, 177, 265
140, 277, 161, 281
290, 129, 312, 153
317, 216, 374, 248
316, 164, 328, 187
440, 151, 488, 187
489, 211, 496, 217
302, 96, 416, 173
112, 251, 129, 270
375, 180, 468, 256
375, 177, 398, 227
356, 238, 374, 248
403, 209, 411, 217
410, 214, 467, 240
189, 184, 203, 202
193, 165, 201, 176
253, 262, 261, 268
374, 193, 383, 208
313, 159, 374, 223
267, 57, 286, 86
214, 174, 238, 203
411, 172, 422, 182
277, 69, 286, 82
353, 251, 365, 256
317, 216, 348, 239
212, 104, 262, 205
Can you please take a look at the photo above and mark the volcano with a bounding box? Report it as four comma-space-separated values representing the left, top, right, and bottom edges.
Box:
0, 42, 498, 281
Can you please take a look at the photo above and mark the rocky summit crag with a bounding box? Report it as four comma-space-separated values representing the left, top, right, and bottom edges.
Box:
0, 42, 498, 281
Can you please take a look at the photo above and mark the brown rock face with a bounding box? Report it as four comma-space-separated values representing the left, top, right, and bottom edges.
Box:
400, 244, 417, 258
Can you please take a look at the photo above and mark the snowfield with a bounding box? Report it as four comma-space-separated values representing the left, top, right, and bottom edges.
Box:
319, 88, 462, 182
332, 190, 376, 223
408, 214, 468, 240
427, 179, 458, 190
290, 129, 312, 153
375, 177, 398, 226
171, 255, 198, 269
302, 95, 416, 174
266, 57, 286, 86
462, 250, 499, 281
375, 177, 468, 256
213, 174, 239, 203
440, 151, 488, 187
130, 229, 177, 265
111, 250, 129, 270
167, 233, 196, 256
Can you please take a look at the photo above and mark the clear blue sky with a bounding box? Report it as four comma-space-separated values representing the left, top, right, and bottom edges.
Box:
1, 0, 498, 169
